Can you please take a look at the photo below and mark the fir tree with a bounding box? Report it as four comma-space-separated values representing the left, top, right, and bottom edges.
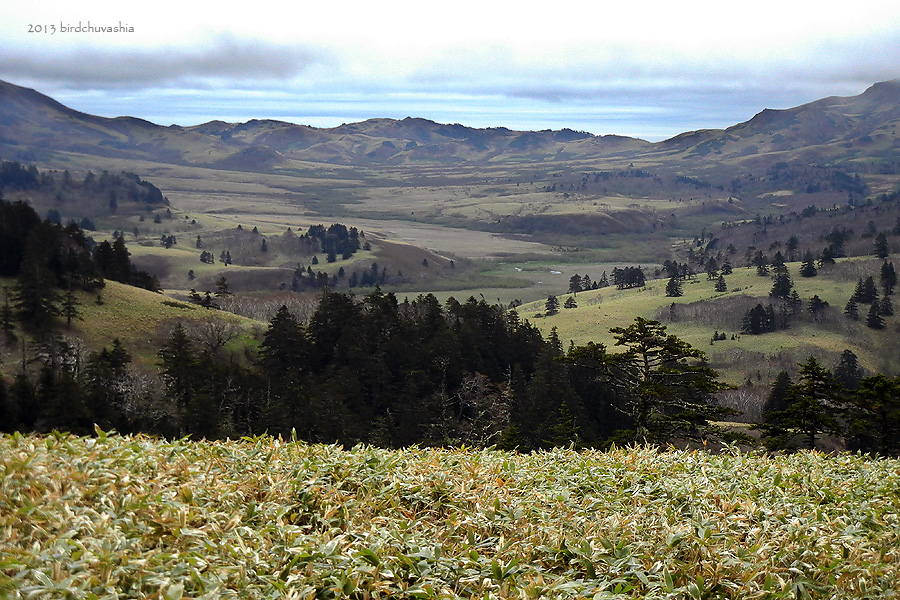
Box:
807, 295, 828, 321
881, 261, 897, 296
715, 274, 727, 292
866, 302, 885, 329
665, 276, 683, 297
873, 232, 889, 259
769, 270, 793, 299
834, 350, 864, 391
799, 250, 817, 277
544, 295, 560, 316
60, 286, 82, 330
759, 356, 844, 450
844, 298, 859, 320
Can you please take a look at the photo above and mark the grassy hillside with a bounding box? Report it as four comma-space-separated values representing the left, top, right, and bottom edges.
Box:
518, 256, 900, 385
0, 278, 261, 367
1, 433, 898, 598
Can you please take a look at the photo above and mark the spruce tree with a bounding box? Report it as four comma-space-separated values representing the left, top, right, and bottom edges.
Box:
769, 270, 793, 299
844, 298, 859, 320
807, 295, 828, 321
874, 232, 889, 259
715, 274, 727, 292
881, 261, 897, 295
544, 295, 560, 316
799, 250, 817, 277
845, 374, 900, 456
665, 276, 683, 297
61, 286, 82, 330
760, 356, 844, 450
866, 302, 885, 329
834, 350, 864, 391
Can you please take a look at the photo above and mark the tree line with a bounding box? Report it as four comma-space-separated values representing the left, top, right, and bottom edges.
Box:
2, 279, 739, 450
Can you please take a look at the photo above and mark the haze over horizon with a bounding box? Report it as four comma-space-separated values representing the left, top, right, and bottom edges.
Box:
3, 0, 900, 141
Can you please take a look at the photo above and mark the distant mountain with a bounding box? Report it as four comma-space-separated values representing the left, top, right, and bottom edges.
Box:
2, 77, 900, 175
659, 80, 900, 167
0, 79, 648, 169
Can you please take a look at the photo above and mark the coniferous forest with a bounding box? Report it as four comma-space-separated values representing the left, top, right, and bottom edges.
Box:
2, 198, 900, 456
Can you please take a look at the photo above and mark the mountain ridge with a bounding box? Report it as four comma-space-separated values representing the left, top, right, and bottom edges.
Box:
2, 78, 900, 173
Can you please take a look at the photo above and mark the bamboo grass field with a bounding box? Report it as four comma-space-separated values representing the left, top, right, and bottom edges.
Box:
1, 432, 898, 598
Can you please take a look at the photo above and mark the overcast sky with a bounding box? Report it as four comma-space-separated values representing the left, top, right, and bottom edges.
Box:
2, 0, 900, 141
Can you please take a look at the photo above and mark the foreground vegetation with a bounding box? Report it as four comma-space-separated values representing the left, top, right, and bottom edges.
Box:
1, 433, 898, 599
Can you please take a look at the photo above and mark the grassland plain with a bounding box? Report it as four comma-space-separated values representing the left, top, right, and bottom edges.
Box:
1, 433, 898, 599
518, 257, 899, 384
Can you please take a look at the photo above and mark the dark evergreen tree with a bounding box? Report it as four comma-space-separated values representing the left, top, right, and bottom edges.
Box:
1, 291, 16, 342
874, 232, 889, 259
714, 274, 727, 292
665, 276, 683, 297
880, 294, 894, 316
818, 246, 836, 267
215, 276, 231, 297
807, 295, 828, 321
844, 298, 859, 320
752, 250, 769, 275
763, 371, 792, 419
759, 356, 844, 450
60, 286, 82, 330
564, 296, 577, 309
13, 250, 60, 331
741, 304, 776, 334
769, 270, 793, 299
545, 295, 560, 316
720, 260, 733, 275
833, 350, 864, 391
881, 261, 897, 296
603, 317, 729, 444
84, 339, 132, 432
0, 200, 42, 276
799, 250, 818, 277
846, 375, 900, 456
568, 274, 583, 293
851, 277, 879, 304
157, 323, 199, 435
866, 302, 885, 329
258, 305, 314, 434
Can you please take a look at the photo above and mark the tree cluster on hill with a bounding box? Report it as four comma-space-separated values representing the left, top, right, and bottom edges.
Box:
678, 188, 900, 283
0, 200, 158, 332
0, 161, 168, 221
194, 223, 363, 278
567, 272, 609, 293
611, 266, 646, 289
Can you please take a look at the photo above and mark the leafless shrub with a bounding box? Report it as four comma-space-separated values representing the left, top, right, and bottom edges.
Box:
715, 384, 769, 423
185, 317, 242, 356
217, 293, 320, 324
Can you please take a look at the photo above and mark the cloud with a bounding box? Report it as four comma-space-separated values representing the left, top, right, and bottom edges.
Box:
0, 36, 324, 89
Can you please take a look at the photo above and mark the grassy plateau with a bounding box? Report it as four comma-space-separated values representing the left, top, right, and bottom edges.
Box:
1, 432, 898, 599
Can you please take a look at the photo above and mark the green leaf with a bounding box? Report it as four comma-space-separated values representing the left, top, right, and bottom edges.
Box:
164, 583, 184, 600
